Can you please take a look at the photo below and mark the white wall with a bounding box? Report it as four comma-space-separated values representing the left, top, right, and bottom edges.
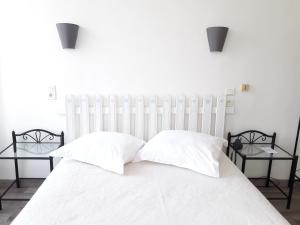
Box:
0, 0, 299, 179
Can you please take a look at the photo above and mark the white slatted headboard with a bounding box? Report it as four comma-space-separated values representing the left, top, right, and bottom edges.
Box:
65, 95, 233, 142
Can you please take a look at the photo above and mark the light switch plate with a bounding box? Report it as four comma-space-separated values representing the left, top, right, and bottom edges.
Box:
225, 88, 235, 96
240, 84, 250, 92
48, 86, 57, 100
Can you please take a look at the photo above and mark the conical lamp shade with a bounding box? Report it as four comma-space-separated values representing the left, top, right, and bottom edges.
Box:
206, 27, 228, 52
56, 23, 79, 49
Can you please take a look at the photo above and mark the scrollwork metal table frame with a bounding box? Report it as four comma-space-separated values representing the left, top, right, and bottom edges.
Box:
0, 129, 64, 210
227, 130, 298, 209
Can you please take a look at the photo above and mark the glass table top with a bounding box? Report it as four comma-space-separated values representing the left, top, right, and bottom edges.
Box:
231, 144, 293, 159
0, 142, 61, 158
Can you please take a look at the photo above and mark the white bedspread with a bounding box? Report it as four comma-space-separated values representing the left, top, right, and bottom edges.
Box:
11, 153, 289, 225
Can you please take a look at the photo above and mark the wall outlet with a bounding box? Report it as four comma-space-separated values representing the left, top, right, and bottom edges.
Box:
225, 88, 235, 96
48, 86, 57, 100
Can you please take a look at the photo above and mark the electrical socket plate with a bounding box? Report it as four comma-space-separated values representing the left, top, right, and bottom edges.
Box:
225, 88, 235, 96
48, 86, 57, 100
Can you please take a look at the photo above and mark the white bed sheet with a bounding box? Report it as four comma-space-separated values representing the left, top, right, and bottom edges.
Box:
11, 153, 289, 225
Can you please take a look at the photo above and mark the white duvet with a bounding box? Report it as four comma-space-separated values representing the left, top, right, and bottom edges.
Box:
11, 153, 289, 225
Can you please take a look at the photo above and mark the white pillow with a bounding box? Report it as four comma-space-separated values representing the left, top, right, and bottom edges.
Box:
134, 130, 227, 177
50, 132, 145, 175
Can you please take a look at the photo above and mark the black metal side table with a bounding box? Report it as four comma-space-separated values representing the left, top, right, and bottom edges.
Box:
0, 129, 64, 210
227, 130, 298, 209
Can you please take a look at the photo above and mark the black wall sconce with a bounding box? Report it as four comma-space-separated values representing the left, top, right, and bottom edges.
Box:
56, 23, 79, 49
206, 26, 229, 52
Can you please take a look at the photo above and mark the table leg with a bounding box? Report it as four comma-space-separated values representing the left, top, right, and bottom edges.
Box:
14, 158, 20, 188
288, 160, 295, 187
241, 156, 246, 173
266, 159, 273, 187
234, 151, 237, 165
49, 156, 54, 172
287, 156, 298, 209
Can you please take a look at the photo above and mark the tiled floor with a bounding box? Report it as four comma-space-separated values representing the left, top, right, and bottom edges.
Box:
0, 179, 299, 225
252, 179, 300, 225
0, 179, 43, 225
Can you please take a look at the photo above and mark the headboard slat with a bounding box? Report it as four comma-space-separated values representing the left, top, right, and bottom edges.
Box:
175, 96, 186, 130
135, 96, 145, 140
162, 96, 172, 131
148, 96, 158, 139
80, 95, 90, 135
201, 95, 213, 134
215, 96, 227, 138
94, 95, 104, 132
188, 95, 199, 132
122, 95, 131, 134
109, 96, 117, 132
66, 95, 76, 141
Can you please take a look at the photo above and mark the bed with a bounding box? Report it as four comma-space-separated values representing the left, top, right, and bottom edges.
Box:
10, 95, 290, 225
11, 152, 289, 225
